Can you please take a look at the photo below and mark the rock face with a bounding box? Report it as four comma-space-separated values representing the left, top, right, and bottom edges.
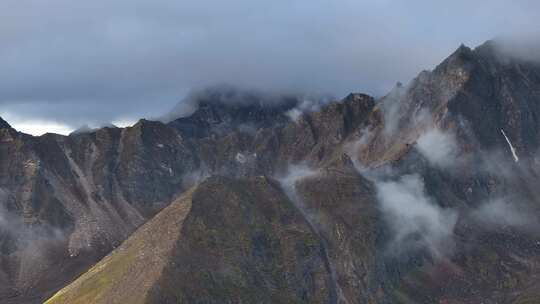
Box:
46, 177, 338, 304
147, 176, 337, 304
2, 39, 540, 303
293, 155, 384, 304
0, 117, 11, 130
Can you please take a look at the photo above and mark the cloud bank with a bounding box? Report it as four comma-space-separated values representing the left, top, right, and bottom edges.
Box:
1, 0, 540, 133
416, 129, 459, 168
471, 198, 539, 230
375, 174, 457, 258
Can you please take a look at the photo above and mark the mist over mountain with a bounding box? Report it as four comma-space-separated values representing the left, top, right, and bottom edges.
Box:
2, 0, 540, 133
1, 38, 540, 304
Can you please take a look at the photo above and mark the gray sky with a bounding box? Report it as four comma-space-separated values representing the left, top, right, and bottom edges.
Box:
1, 0, 539, 135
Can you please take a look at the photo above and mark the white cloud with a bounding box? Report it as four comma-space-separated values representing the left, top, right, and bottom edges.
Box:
285, 99, 322, 122
471, 198, 538, 229
375, 174, 457, 258
2, 0, 540, 132
112, 118, 137, 128
278, 165, 319, 202
0, 112, 73, 136
416, 128, 459, 168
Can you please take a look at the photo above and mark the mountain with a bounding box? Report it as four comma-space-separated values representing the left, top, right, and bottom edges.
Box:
0, 121, 198, 303
46, 176, 338, 304
166, 86, 302, 138
0, 117, 11, 130
0, 89, 374, 303
2, 39, 540, 303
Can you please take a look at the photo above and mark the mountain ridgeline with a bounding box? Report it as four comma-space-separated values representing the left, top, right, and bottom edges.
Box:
1, 40, 540, 303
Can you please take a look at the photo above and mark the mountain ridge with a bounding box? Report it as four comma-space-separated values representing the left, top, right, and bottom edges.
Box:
2, 40, 540, 303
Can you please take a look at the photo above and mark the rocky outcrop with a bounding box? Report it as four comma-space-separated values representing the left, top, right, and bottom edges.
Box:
0, 117, 12, 130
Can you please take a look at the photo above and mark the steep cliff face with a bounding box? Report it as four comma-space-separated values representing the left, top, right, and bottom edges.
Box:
446, 41, 540, 156
4, 39, 540, 303
347, 41, 540, 303
0, 117, 216, 302
0, 122, 192, 303
356, 41, 540, 166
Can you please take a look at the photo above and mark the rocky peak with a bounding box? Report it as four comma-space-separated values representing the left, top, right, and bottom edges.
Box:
441, 41, 540, 156
0, 116, 18, 142
69, 124, 118, 136
343, 92, 373, 104
430, 44, 476, 88
0, 116, 12, 130
167, 87, 302, 138
473, 39, 499, 60
355, 40, 540, 166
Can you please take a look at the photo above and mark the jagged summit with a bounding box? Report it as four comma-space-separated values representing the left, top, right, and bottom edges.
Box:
357, 39, 540, 166
165, 86, 302, 120
473, 39, 497, 55
167, 87, 305, 138
0, 116, 12, 129
438, 39, 540, 72
69, 123, 118, 136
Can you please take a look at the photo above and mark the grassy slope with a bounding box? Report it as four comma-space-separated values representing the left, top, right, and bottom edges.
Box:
45, 189, 194, 304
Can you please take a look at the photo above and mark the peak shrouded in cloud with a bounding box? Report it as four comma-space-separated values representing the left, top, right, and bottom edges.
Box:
1, 0, 540, 134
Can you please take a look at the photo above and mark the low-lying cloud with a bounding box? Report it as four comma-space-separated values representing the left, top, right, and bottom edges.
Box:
492, 34, 540, 63
375, 174, 457, 258
379, 83, 408, 135
0, 202, 66, 255
285, 98, 326, 122
278, 165, 319, 204
416, 128, 459, 168
471, 198, 539, 230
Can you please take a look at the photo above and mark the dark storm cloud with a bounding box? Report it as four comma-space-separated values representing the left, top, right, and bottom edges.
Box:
1, 0, 539, 132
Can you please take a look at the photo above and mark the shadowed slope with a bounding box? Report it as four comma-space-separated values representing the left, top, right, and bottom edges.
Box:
47, 176, 337, 304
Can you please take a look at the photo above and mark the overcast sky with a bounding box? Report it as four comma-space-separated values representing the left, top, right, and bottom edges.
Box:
1, 0, 539, 135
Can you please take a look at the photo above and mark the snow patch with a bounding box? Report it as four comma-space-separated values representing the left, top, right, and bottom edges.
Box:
235, 153, 247, 164
160, 163, 173, 175
501, 129, 519, 162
